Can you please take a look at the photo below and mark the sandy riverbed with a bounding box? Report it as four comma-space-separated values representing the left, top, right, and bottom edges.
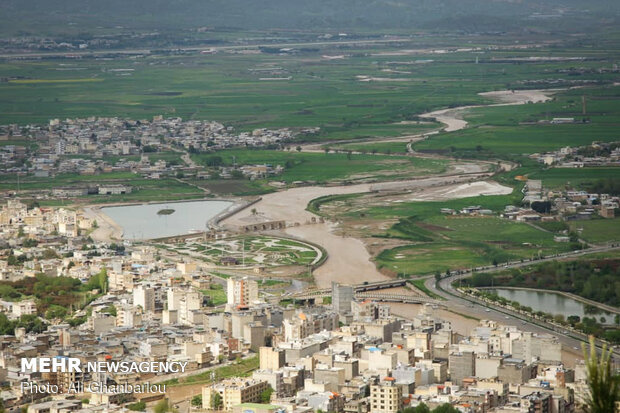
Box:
408, 181, 513, 201
421, 89, 555, 132
83, 206, 123, 242
478, 89, 553, 104
222, 184, 371, 228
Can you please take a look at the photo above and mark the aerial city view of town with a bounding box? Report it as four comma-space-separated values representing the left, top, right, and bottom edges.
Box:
0, 1, 619, 413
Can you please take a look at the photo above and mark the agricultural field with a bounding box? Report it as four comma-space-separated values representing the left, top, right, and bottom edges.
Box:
1, 36, 618, 202
192, 149, 449, 184
1, 39, 618, 136
414, 86, 620, 158
376, 215, 572, 275
569, 217, 620, 244
528, 167, 620, 191
187, 179, 274, 196
326, 140, 410, 155
161, 235, 321, 268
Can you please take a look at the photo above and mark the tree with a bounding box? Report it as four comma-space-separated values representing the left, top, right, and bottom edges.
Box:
531, 201, 552, 214
231, 169, 244, 179
296, 146, 302, 152
0, 313, 14, 335
86, 268, 108, 293
103, 305, 117, 317
16, 314, 46, 334
260, 387, 274, 403
154, 399, 173, 413
402, 404, 430, 413
45, 305, 68, 320
210, 392, 223, 410
42, 249, 59, 259
432, 404, 459, 413
205, 156, 223, 167
190, 395, 202, 408
581, 336, 619, 413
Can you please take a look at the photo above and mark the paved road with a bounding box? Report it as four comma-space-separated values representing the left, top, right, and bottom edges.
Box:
424, 244, 620, 361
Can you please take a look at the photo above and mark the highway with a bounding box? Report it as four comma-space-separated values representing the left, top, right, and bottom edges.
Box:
424, 244, 620, 361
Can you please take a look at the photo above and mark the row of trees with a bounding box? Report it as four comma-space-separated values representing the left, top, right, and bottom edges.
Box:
588, 178, 620, 196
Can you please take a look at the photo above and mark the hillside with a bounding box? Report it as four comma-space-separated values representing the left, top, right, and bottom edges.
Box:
1, 0, 619, 36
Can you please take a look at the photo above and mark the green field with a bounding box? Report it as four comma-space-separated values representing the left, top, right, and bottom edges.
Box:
192, 149, 448, 183
569, 218, 620, 243
327, 140, 410, 154
376, 215, 572, 275
1, 37, 618, 200
414, 86, 620, 158
2, 41, 619, 137
529, 168, 620, 190
312, 189, 574, 275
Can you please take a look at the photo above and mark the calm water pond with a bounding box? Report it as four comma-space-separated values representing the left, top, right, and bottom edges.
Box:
102, 200, 234, 240
489, 288, 615, 324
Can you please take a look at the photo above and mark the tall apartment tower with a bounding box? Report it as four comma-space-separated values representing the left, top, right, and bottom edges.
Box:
227, 277, 258, 308
449, 351, 476, 385
370, 377, 403, 413
133, 284, 155, 313
259, 346, 286, 370
332, 282, 353, 315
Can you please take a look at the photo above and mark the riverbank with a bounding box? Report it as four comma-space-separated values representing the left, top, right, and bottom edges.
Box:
82, 206, 123, 242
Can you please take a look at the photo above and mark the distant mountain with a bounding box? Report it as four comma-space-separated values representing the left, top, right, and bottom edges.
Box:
2, 0, 619, 36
